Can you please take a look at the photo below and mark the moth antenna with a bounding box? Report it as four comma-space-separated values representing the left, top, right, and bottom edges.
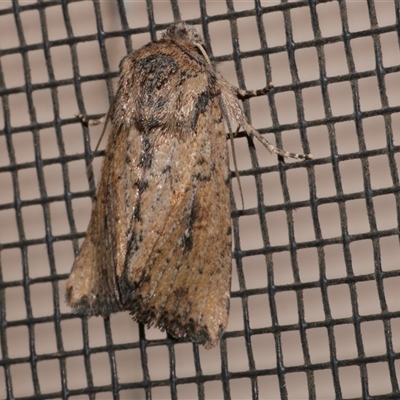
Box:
230, 127, 245, 210
78, 111, 112, 174
220, 109, 244, 209
194, 41, 245, 209
194, 42, 212, 65
220, 99, 244, 209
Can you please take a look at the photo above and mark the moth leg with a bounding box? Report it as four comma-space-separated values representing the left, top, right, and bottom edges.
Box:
76, 113, 107, 127
240, 119, 313, 160
234, 83, 274, 100
220, 75, 312, 160
225, 83, 312, 160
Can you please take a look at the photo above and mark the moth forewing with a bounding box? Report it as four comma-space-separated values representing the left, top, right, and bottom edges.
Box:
66, 22, 232, 349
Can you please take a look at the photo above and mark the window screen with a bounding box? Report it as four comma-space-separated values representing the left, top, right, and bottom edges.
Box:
1, 0, 400, 399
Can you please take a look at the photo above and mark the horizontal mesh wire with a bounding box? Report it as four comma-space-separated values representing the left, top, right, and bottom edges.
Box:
1, 0, 400, 399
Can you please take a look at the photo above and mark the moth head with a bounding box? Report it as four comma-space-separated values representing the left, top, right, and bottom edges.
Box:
163, 22, 204, 47
164, 22, 212, 66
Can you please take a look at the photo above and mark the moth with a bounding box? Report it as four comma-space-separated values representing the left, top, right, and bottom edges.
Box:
66, 22, 311, 349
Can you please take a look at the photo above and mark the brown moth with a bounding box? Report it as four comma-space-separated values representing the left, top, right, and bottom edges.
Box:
66, 22, 311, 349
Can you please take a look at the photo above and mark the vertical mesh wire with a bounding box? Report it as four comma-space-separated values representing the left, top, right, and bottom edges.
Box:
1, 0, 400, 399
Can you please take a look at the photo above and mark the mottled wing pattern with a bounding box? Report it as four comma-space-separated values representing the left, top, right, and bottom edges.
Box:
116, 40, 231, 349
65, 122, 138, 315
66, 28, 232, 348
120, 99, 231, 349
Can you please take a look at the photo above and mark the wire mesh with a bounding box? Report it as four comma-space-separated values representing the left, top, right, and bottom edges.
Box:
1, 0, 400, 399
